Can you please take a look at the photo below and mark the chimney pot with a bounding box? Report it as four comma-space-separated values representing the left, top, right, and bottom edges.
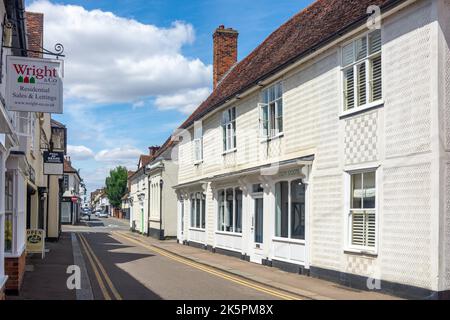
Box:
213, 25, 238, 89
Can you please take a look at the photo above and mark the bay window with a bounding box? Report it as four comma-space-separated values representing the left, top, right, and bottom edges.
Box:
348, 171, 376, 250
4, 171, 13, 253
275, 179, 305, 240
190, 192, 206, 229
222, 107, 236, 152
342, 29, 382, 111
217, 187, 242, 233
259, 83, 283, 139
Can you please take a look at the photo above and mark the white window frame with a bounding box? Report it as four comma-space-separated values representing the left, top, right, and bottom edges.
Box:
344, 169, 378, 255
193, 121, 203, 164
273, 178, 306, 243
190, 192, 206, 230
216, 187, 242, 234
221, 107, 237, 153
341, 29, 383, 116
259, 82, 283, 140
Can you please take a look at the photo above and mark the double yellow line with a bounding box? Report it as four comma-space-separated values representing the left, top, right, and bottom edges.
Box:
113, 231, 302, 300
77, 233, 122, 300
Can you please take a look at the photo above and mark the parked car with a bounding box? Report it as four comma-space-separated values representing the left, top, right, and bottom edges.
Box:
98, 211, 108, 218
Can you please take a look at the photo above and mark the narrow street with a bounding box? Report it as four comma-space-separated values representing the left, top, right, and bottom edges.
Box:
68, 218, 298, 300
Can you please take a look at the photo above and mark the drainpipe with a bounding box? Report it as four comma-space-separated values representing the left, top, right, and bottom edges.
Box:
159, 179, 164, 240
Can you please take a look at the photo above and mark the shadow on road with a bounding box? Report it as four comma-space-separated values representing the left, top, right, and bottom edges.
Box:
80, 232, 163, 300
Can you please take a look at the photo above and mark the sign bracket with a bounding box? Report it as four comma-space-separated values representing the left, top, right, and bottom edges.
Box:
2, 43, 65, 59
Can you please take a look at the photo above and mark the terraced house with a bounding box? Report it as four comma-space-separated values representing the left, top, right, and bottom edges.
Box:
173, 0, 450, 299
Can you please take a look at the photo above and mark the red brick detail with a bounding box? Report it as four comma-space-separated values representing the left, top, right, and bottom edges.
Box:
213, 25, 238, 88
25, 12, 44, 59
5, 250, 27, 292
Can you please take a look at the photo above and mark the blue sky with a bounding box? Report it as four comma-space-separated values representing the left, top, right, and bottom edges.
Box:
25, 0, 311, 192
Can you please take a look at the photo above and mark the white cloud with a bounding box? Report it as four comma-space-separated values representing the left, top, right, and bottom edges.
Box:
67, 145, 95, 160
27, 0, 212, 112
155, 88, 210, 114
95, 146, 143, 166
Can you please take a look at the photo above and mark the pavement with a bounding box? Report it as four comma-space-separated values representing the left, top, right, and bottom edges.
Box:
7, 216, 400, 300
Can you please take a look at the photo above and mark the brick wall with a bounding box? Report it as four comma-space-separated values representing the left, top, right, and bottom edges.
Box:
25, 12, 44, 59
5, 250, 27, 293
213, 26, 238, 88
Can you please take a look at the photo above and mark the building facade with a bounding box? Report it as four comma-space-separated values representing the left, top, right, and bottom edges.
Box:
60, 158, 82, 225
173, 0, 450, 299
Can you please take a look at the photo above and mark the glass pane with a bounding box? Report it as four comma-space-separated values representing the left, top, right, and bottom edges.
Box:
231, 107, 236, 121
351, 173, 362, 209
369, 29, 382, 54
5, 213, 13, 253
291, 180, 305, 240
255, 198, 264, 243
269, 86, 276, 102
342, 43, 354, 66
225, 189, 233, 232
363, 172, 376, 209
196, 198, 201, 228
218, 190, 225, 231
355, 36, 367, 61
261, 105, 269, 137
275, 182, 289, 238
191, 196, 195, 227
201, 193, 206, 229
253, 184, 264, 193
235, 189, 242, 233
276, 83, 283, 99
270, 103, 276, 136
263, 89, 269, 104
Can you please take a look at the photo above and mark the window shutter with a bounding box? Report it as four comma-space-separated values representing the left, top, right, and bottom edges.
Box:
351, 210, 376, 248
370, 55, 382, 102
344, 69, 355, 110
369, 29, 382, 54
357, 63, 367, 106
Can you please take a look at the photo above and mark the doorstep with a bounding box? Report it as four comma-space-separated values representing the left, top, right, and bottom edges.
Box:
115, 231, 400, 300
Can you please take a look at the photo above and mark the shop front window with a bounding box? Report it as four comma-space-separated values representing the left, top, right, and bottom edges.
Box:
217, 187, 242, 233
275, 179, 305, 240
4, 172, 14, 253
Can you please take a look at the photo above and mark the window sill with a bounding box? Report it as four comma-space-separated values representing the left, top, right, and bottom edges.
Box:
339, 100, 384, 119
260, 133, 284, 143
189, 227, 206, 232
272, 237, 306, 245
222, 148, 237, 156
215, 230, 243, 237
344, 247, 378, 257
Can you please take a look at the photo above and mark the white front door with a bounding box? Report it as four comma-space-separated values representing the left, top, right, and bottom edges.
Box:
249, 191, 265, 264
178, 200, 185, 241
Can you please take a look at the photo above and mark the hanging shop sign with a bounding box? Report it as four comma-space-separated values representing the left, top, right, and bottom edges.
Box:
6, 56, 63, 114
26, 229, 45, 259
43, 151, 64, 175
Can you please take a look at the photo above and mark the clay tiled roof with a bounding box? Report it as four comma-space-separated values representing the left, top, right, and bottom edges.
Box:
179, 0, 401, 129
63, 159, 77, 173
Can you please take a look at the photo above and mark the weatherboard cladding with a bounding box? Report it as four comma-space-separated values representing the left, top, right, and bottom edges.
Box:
179, 0, 402, 130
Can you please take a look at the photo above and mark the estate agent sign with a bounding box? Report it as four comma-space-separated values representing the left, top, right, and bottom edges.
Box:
43, 151, 64, 175
26, 229, 45, 259
6, 56, 63, 114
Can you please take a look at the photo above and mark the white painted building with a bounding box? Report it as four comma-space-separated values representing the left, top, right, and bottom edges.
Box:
173, 0, 450, 299
0, 0, 30, 299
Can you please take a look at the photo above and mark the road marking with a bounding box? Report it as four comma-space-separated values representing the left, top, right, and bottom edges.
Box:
79, 233, 123, 300
113, 231, 302, 300
77, 233, 111, 300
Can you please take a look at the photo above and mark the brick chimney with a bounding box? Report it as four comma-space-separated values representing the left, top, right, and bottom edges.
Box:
149, 146, 160, 157
213, 25, 238, 88
25, 12, 44, 59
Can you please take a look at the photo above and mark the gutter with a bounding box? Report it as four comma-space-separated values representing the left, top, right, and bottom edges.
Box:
182, 0, 410, 130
